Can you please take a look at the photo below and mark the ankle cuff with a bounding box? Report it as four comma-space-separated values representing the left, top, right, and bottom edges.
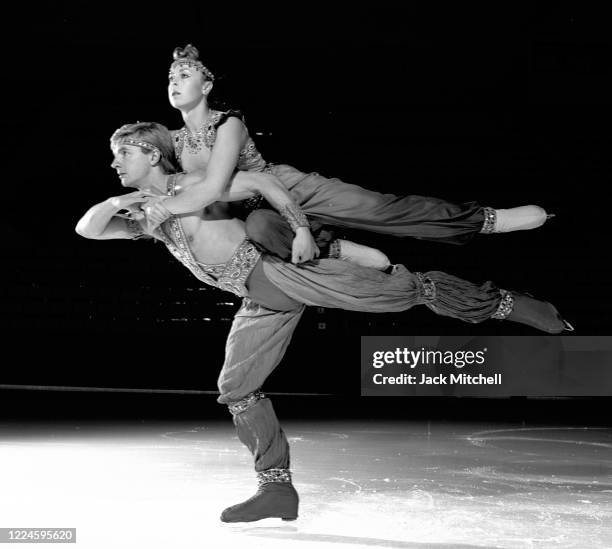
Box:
416, 272, 437, 303
227, 390, 266, 416
327, 239, 342, 259
257, 468, 292, 486
480, 207, 497, 234
491, 289, 514, 320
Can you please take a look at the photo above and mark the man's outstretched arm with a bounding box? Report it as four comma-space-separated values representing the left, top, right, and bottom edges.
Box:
75, 190, 154, 240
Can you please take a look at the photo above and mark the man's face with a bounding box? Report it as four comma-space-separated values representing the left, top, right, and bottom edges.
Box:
168, 64, 209, 109
110, 144, 152, 187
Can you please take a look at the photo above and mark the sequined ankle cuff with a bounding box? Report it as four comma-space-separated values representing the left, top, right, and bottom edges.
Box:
327, 239, 342, 259
480, 207, 497, 234
491, 289, 515, 320
416, 272, 437, 303
227, 390, 266, 415
257, 468, 292, 486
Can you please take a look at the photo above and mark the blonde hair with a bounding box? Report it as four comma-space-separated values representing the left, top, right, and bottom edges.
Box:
111, 122, 180, 174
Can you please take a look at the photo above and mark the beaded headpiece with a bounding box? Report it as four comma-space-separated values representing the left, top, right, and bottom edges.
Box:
170, 54, 215, 81
112, 138, 161, 157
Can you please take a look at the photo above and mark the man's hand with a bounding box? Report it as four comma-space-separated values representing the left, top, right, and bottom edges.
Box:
291, 227, 320, 264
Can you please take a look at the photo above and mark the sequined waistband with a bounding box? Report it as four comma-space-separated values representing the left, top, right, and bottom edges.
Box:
215, 238, 262, 297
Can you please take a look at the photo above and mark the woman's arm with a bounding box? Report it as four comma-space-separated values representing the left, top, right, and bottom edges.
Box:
162, 117, 247, 215
231, 171, 310, 228
230, 171, 320, 263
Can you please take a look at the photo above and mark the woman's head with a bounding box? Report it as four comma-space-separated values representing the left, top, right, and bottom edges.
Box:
168, 44, 215, 110
110, 121, 180, 176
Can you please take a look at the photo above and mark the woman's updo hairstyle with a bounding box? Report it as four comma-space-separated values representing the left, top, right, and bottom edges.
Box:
171, 44, 215, 82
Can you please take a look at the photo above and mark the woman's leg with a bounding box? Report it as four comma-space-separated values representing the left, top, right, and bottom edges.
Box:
246, 209, 391, 270
268, 165, 551, 243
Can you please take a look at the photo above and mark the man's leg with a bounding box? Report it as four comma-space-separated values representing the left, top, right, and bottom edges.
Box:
259, 258, 571, 334
217, 299, 305, 522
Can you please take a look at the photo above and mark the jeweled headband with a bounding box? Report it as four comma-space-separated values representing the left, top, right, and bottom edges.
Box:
169, 58, 215, 81
113, 138, 161, 156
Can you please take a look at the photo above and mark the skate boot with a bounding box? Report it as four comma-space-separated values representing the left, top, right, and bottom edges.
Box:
220, 468, 299, 523
331, 239, 391, 270
492, 290, 574, 333
481, 206, 553, 233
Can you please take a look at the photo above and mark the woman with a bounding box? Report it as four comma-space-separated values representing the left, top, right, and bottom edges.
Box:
145, 44, 553, 253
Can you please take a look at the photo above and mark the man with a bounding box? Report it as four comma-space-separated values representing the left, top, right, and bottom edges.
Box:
76, 121, 571, 523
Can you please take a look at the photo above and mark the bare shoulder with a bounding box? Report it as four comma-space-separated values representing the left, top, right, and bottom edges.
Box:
216, 115, 246, 135
175, 168, 207, 190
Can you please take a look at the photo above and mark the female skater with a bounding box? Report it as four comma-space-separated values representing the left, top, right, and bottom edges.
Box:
144, 44, 553, 254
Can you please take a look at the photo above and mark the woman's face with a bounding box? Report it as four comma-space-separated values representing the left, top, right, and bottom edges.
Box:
168, 64, 209, 109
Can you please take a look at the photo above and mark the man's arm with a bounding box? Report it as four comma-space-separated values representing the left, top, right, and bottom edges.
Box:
75, 190, 153, 240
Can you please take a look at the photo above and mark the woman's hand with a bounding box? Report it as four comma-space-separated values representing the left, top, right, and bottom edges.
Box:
109, 190, 157, 211
142, 196, 174, 232
292, 227, 320, 264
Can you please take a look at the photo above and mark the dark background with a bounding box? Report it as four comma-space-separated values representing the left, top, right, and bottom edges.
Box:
2, 4, 611, 417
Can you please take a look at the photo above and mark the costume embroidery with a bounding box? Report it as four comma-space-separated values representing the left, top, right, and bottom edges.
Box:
491, 289, 515, 319
480, 207, 497, 234
155, 174, 262, 297
416, 272, 437, 302
227, 390, 266, 415
257, 468, 292, 486
173, 110, 267, 172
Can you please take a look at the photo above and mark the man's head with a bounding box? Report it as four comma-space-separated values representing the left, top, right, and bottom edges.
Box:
110, 122, 179, 187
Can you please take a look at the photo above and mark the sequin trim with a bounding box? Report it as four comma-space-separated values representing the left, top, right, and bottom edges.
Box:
227, 390, 266, 415
156, 174, 262, 297
280, 204, 310, 231
196, 262, 226, 278
173, 114, 218, 155
169, 59, 215, 81
116, 138, 160, 156
239, 298, 263, 314
328, 239, 342, 259
257, 468, 292, 486
480, 207, 497, 234
173, 110, 267, 171
416, 272, 437, 302
217, 239, 261, 297
491, 289, 515, 320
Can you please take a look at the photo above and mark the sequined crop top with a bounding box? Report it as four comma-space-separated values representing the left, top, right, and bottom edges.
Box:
173, 109, 268, 172
151, 173, 262, 298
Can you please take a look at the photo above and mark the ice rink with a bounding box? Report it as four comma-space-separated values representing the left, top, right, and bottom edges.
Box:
1, 419, 610, 548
